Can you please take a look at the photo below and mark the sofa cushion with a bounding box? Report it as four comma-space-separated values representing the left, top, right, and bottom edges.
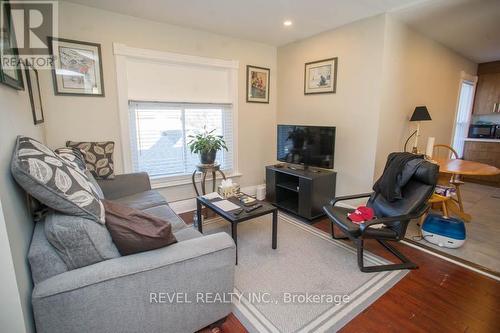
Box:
11, 136, 105, 223
114, 190, 166, 210
45, 211, 120, 270
142, 204, 187, 232
173, 227, 202, 242
28, 221, 68, 284
66, 141, 115, 179
103, 200, 177, 255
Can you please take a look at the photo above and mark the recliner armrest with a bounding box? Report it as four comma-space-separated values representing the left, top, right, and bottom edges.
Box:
97, 172, 151, 199
329, 192, 373, 206
359, 204, 430, 233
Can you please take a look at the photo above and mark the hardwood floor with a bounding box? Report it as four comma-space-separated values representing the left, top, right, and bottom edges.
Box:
187, 213, 500, 333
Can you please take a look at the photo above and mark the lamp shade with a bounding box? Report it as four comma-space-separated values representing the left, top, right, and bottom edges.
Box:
410, 106, 432, 121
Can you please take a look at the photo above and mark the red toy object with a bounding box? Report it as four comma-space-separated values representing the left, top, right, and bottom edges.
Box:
347, 206, 375, 224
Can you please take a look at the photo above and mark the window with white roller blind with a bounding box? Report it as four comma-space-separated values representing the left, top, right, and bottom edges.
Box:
128, 101, 234, 178
115, 44, 238, 181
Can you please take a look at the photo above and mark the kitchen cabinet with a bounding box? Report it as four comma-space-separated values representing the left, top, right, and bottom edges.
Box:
472, 73, 500, 115
462, 141, 500, 186
473, 61, 500, 115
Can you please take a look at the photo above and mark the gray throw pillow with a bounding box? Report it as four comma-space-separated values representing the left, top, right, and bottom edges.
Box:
84, 170, 105, 199
45, 211, 120, 270
66, 141, 115, 179
55, 147, 87, 171
11, 136, 105, 223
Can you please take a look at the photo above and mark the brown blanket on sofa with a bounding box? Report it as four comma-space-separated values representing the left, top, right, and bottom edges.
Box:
103, 200, 177, 255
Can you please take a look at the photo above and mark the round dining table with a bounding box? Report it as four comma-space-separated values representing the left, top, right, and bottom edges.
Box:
433, 157, 500, 177
432, 157, 500, 222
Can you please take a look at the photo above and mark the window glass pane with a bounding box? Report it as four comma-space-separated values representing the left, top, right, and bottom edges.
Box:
134, 108, 184, 176
129, 102, 233, 178
452, 82, 475, 157
185, 108, 224, 170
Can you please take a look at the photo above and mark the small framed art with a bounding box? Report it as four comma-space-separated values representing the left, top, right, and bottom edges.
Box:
246, 65, 270, 103
48, 37, 105, 96
24, 61, 44, 124
304, 57, 337, 95
0, 0, 24, 90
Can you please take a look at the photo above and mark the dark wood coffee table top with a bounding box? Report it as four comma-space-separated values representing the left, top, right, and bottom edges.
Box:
196, 194, 278, 265
196, 195, 276, 223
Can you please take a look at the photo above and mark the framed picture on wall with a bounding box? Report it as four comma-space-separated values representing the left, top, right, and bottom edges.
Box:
304, 57, 337, 95
48, 37, 105, 96
0, 0, 24, 90
246, 65, 270, 103
24, 61, 44, 125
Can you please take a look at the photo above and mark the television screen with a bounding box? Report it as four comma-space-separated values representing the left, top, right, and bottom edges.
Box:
277, 125, 335, 169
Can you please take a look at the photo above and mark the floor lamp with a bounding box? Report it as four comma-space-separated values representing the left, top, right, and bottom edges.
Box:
405, 106, 432, 153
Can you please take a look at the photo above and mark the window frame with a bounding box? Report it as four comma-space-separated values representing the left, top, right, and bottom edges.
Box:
113, 43, 239, 187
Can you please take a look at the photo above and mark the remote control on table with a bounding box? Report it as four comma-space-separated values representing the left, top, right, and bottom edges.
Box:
233, 208, 244, 216
245, 204, 262, 213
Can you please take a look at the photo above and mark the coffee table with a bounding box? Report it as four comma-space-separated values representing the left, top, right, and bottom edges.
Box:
196, 195, 278, 264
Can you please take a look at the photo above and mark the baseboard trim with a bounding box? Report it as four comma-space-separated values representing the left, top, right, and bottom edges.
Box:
401, 240, 500, 281
336, 203, 500, 281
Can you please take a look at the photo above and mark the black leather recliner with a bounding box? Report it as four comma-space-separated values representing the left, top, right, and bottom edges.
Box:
323, 157, 438, 272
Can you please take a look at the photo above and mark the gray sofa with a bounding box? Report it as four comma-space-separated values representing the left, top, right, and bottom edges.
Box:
28, 172, 236, 333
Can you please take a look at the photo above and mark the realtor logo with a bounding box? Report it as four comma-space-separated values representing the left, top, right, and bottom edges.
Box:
1, 0, 58, 55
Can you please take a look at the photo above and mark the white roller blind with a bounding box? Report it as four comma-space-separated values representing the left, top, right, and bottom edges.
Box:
129, 101, 234, 178
126, 58, 231, 103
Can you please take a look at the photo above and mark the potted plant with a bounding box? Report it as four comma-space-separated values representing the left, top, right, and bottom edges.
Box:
188, 127, 228, 165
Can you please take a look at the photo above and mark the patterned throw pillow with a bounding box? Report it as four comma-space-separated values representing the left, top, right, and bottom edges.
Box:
11, 136, 105, 224
55, 147, 87, 171
66, 141, 115, 179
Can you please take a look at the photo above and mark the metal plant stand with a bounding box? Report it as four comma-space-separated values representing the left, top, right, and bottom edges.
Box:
191, 163, 226, 196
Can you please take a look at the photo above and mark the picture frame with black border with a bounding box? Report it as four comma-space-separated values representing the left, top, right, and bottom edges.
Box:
24, 61, 44, 125
48, 37, 105, 96
304, 57, 337, 95
0, 0, 24, 90
246, 65, 270, 103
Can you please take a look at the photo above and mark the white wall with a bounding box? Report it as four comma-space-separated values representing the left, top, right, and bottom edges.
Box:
39, 1, 277, 202
0, 79, 45, 332
277, 14, 477, 191
0, 200, 27, 332
375, 15, 477, 178
277, 15, 386, 195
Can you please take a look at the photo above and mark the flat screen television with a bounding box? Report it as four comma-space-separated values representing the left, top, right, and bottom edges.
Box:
277, 125, 335, 169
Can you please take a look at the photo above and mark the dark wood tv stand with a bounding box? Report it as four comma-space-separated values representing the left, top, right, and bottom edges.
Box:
265, 165, 336, 220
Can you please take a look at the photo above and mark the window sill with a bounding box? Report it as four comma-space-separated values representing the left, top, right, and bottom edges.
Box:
151, 172, 242, 190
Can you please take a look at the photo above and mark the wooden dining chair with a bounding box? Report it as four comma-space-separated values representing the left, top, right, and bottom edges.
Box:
432, 144, 465, 212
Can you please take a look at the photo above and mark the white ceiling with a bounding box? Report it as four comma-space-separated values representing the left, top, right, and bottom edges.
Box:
64, 0, 420, 46
393, 0, 500, 63
65, 0, 500, 63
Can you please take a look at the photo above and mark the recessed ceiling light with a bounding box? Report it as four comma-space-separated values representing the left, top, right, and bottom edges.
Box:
283, 20, 292, 27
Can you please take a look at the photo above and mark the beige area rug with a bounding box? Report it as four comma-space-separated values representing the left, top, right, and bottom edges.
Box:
203, 212, 408, 332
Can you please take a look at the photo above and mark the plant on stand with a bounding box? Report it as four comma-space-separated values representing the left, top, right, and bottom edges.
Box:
188, 126, 228, 165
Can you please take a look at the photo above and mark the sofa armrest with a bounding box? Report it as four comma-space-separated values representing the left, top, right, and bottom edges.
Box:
32, 232, 236, 333
34, 232, 234, 297
97, 172, 151, 199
